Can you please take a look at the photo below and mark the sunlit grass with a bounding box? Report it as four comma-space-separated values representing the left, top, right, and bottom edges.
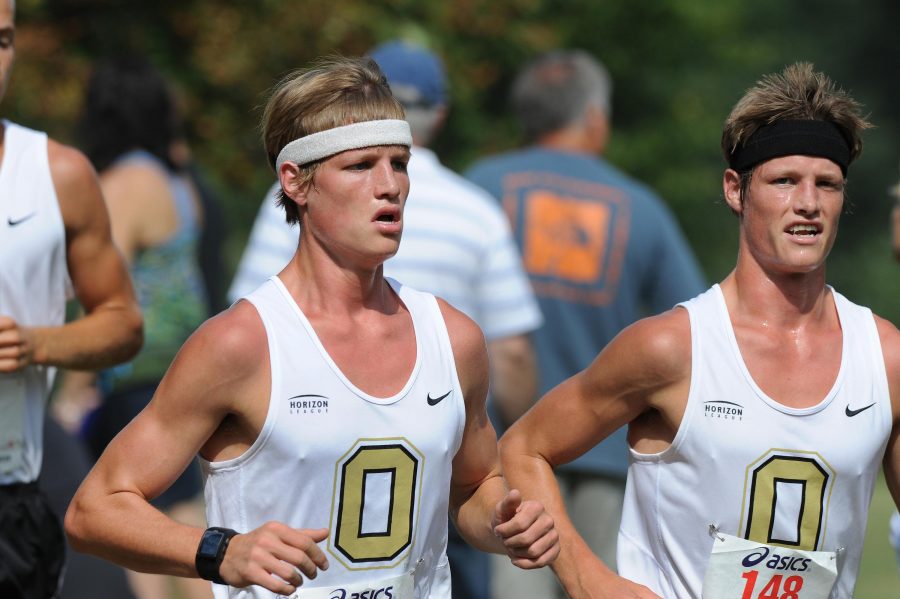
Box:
855, 474, 899, 598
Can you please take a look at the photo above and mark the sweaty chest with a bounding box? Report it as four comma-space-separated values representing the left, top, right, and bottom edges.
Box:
319, 329, 418, 398
735, 328, 842, 408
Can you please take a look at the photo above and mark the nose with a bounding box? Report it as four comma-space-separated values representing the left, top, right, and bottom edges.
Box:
374, 159, 403, 200
793, 180, 819, 216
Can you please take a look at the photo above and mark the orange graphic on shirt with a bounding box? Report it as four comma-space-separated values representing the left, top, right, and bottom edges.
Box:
524, 192, 609, 283
501, 172, 630, 306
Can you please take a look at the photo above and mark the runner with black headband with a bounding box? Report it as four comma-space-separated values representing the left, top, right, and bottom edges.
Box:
65, 55, 559, 598
498, 61, 900, 599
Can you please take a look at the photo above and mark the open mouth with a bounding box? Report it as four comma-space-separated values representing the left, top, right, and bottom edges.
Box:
786, 223, 820, 237
376, 214, 396, 223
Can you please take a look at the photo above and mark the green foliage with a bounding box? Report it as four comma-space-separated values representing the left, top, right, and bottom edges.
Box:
6, 0, 898, 321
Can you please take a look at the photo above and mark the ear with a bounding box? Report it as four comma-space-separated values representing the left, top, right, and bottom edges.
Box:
723, 168, 743, 215
278, 162, 310, 207
433, 104, 448, 131
584, 104, 610, 155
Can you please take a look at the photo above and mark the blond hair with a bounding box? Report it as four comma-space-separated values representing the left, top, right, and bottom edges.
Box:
261, 56, 404, 224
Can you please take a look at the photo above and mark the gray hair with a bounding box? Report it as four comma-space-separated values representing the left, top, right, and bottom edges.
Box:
511, 49, 612, 143
389, 82, 443, 146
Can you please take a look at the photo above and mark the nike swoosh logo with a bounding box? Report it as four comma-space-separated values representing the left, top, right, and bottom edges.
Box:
427, 390, 451, 406
845, 403, 876, 417
7, 213, 36, 226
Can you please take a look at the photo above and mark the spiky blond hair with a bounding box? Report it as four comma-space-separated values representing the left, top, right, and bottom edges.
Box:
721, 62, 871, 170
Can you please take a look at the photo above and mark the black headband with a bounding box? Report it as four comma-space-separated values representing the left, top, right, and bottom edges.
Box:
728, 119, 851, 176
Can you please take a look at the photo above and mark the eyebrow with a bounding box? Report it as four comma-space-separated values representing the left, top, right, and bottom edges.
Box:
346, 146, 410, 157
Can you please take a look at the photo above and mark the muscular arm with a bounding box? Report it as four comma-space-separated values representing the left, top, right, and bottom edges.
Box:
65, 302, 328, 594
487, 333, 538, 427
499, 309, 691, 598
65, 306, 259, 573
876, 316, 900, 509
443, 299, 507, 549
442, 300, 556, 567
0, 141, 141, 372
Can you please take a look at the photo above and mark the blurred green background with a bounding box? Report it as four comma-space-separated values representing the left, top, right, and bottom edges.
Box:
5, 1, 898, 594
6, 0, 899, 321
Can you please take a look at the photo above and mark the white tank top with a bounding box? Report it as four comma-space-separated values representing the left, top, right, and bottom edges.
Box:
0, 121, 69, 485
202, 277, 465, 599
617, 285, 891, 598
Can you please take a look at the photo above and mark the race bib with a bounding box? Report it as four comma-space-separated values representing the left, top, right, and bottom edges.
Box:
0, 375, 26, 476
285, 571, 414, 599
702, 533, 837, 599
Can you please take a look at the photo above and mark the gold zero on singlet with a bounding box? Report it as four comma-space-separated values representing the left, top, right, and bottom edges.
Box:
328, 437, 425, 570
739, 449, 836, 551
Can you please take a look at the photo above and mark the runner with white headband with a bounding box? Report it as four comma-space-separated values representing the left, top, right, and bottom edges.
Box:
67, 55, 560, 599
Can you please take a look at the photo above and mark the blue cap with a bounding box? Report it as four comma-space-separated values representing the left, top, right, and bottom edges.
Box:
369, 40, 447, 107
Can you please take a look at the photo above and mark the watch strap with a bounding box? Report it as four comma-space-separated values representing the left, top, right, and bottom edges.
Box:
195, 527, 238, 585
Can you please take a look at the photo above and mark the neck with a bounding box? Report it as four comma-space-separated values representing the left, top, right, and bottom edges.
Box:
722, 254, 830, 328
537, 127, 601, 155
280, 235, 395, 318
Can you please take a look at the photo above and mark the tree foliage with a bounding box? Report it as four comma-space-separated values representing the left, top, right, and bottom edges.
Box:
7, 0, 897, 320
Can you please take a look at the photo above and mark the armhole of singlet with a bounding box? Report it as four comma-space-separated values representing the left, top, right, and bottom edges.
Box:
859, 303, 892, 433
667, 302, 701, 454
424, 292, 467, 454
628, 301, 700, 462
201, 287, 280, 471
38, 129, 72, 298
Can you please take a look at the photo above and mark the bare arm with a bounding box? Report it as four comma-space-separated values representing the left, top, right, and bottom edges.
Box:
441, 300, 557, 568
487, 333, 538, 427
0, 141, 141, 372
499, 309, 692, 598
65, 303, 328, 595
876, 316, 900, 509
53, 159, 183, 426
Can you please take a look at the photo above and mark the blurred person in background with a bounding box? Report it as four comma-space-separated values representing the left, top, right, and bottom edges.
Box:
0, 1, 142, 596
54, 55, 212, 599
464, 49, 706, 599
169, 136, 229, 316
228, 42, 543, 599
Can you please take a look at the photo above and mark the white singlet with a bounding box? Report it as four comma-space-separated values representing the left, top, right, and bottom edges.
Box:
617, 285, 891, 599
0, 121, 69, 485
202, 277, 465, 599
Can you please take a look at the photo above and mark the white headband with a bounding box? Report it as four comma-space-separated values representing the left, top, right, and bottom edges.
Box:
275, 119, 412, 170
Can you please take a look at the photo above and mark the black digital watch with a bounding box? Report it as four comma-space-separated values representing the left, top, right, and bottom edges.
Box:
195, 527, 238, 585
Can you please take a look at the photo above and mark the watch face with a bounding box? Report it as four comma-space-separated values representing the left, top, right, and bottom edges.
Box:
199, 530, 225, 557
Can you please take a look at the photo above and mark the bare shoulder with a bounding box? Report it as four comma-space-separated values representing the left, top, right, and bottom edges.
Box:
577, 306, 693, 410
436, 298, 488, 366
185, 300, 268, 379
874, 315, 899, 371
874, 314, 900, 348
47, 139, 99, 197
436, 298, 488, 401
873, 315, 900, 409
46, 139, 105, 227
609, 307, 691, 378
99, 159, 171, 201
